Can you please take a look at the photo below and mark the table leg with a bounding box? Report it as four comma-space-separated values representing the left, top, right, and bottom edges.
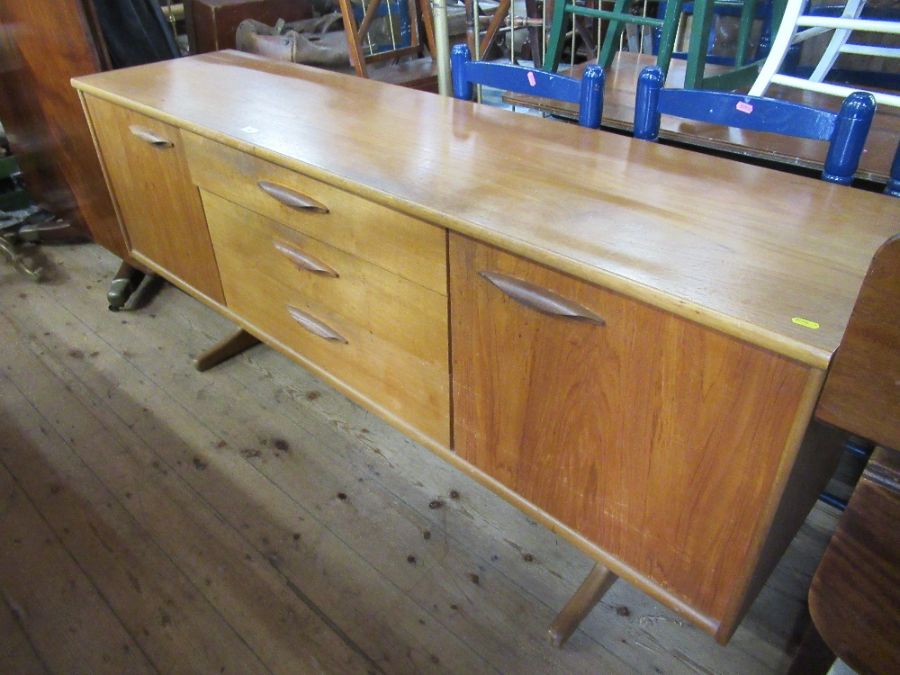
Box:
193, 328, 260, 372
548, 562, 617, 648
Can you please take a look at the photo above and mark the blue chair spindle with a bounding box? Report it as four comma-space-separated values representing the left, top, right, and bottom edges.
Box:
885, 142, 900, 197
451, 44, 605, 129
633, 66, 876, 184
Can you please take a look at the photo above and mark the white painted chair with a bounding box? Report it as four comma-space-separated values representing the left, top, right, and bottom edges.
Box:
749, 0, 900, 107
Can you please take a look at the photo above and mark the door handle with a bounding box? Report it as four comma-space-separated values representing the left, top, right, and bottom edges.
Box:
274, 240, 339, 277
128, 125, 174, 148
480, 271, 606, 326
287, 305, 348, 343
258, 181, 328, 213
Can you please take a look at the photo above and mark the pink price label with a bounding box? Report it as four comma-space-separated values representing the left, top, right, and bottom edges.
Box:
527, 72, 537, 87
736, 101, 754, 114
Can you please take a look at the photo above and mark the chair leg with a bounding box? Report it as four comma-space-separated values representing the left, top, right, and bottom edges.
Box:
548, 562, 617, 648
193, 328, 260, 372
654, 0, 685, 78
809, 0, 866, 82
542, 0, 571, 72
107, 261, 146, 311
748, 0, 804, 96
683, 0, 716, 88
734, 0, 760, 67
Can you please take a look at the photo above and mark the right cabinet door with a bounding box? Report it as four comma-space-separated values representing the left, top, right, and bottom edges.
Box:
449, 233, 815, 623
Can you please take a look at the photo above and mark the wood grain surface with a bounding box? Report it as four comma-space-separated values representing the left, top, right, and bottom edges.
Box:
83, 95, 224, 303
203, 190, 451, 446
71, 50, 900, 369
809, 446, 900, 674
816, 234, 900, 451
449, 233, 830, 638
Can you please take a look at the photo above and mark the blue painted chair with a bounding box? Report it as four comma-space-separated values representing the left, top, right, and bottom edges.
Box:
450, 44, 606, 129
633, 65, 876, 184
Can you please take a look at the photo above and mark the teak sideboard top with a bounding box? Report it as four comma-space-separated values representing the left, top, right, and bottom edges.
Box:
72, 50, 899, 371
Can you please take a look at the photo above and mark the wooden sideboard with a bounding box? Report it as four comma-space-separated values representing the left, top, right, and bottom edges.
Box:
71, 50, 899, 644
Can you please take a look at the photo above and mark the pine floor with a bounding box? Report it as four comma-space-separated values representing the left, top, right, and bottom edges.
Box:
0, 242, 839, 674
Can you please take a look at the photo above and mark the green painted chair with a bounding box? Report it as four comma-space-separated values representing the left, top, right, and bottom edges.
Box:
542, 0, 772, 89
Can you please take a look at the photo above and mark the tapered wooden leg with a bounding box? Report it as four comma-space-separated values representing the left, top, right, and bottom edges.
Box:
193, 328, 260, 372
548, 563, 617, 648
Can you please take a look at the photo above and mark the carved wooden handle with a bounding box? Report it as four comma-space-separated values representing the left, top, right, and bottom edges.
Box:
273, 240, 338, 277
128, 125, 174, 148
287, 306, 348, 343
258, 181, 328, 213
480, 271, 606, 326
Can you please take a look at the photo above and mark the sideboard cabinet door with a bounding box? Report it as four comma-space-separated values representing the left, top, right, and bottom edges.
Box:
84, 95, 224, 303
449, 233, 820, 628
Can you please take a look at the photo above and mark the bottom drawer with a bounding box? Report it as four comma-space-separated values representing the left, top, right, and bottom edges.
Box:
204, 190, 450, 446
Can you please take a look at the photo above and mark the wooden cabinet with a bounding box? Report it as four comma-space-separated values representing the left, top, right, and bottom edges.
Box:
449, 233, 835, 638
83, 95, 224, 303
72, 52, 897, 645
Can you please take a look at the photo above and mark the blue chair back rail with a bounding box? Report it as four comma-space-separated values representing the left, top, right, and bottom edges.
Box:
451, 44, 605, 129
633, 66, 877, 184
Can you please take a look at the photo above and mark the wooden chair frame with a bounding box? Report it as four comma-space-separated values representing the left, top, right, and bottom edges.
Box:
337, 0, 437, 78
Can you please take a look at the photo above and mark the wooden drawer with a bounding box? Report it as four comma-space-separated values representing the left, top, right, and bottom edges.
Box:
183, 131, 446, 295
204, 190, 450, 446
449, 233, 817, 625
84, 97, 224, 303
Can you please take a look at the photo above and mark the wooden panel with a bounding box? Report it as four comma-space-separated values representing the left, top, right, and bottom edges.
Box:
0, 0, 125, 256
809, 447, 900, 674
816, 234, 900, 451
183, 131, 446, 295
449, 233, 816, 625
204, 190, 450, 446
71, 51, 899, 368
84, 96, 224, 303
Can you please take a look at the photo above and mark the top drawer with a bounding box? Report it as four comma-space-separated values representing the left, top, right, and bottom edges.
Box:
182, 131, 446, 295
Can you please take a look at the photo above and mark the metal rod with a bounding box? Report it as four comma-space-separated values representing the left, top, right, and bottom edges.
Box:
433, 0, 452, 94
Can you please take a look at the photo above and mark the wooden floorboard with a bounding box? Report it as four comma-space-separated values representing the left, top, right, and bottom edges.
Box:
0, 243, 840, 674
0, 456, 156, 673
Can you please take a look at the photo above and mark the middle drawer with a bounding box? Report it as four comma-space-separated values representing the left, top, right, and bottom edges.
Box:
202, 190, 451, 446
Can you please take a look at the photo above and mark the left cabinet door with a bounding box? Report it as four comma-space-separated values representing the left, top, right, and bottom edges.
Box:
84, 95, 224, 304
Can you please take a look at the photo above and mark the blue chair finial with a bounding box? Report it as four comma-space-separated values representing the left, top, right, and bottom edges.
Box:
823, 91, 876, 185
579, 65, 606, 128
634, 67, 664, 141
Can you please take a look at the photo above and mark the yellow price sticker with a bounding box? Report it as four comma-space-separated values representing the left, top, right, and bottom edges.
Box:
792, 317, 820, 330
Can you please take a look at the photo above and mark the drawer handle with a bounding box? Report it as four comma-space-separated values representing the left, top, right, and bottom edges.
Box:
258, 181, 328, 213
274, 240, 338, 277
128, 125, 173, 148
287, 305, 348, 344
480, 271, 606, 326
